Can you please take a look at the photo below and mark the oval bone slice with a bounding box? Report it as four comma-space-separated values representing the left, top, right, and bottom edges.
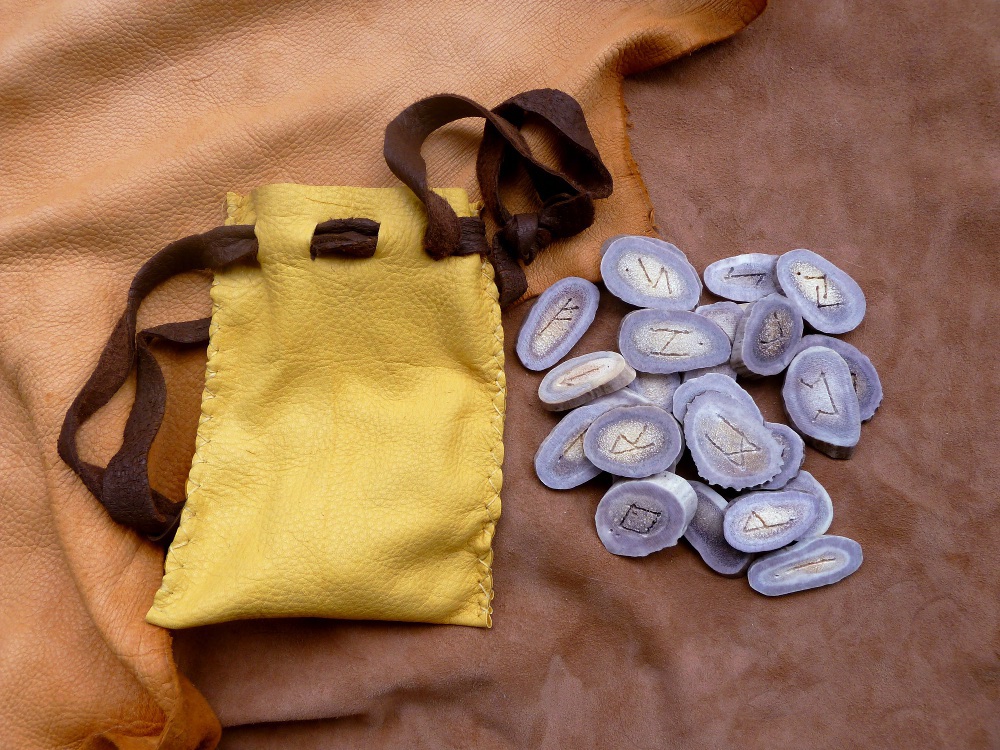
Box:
595, 472, 697, 557
538, 351, 636, 411
584, 405, 683, 478
695, 301, 744, 343
760, 422, 806, 490
723, 489, 821, 553
683, 481, 755, 577
600, 235, 702, 310
619, 309, 732, 375
533, 390, 646, 490
797, 334, 883, 421
627, 372, 681, 411
684, 392, 783, 490
730, 293, 804, 377
516, 277, 600, 371
703, 253, 780, 302
776, 249, 866, 334
748, 535, 863, 596
783, 346, 861, 458
785, 470, 834, 537
672, 372, 762, 423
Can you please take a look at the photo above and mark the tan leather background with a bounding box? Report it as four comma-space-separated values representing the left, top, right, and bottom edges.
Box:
2, 0, 998, 747
177, 1, 1000, 747
0, 1, 763, 747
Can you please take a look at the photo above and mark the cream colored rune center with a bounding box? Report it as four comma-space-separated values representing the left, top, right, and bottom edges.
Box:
742, 506, 797, 535
702, 416, 767, 473
597, 420, 664, 464
756, 310, 792, 355
563, 430, 587, 461
555, 357, 617, 390
618, 251, 683, 299
633, 325, 706, 359
775, 553, 844, 578
797, 370, 840, 421
788, 260, 845, 310
531, 295, 580, 356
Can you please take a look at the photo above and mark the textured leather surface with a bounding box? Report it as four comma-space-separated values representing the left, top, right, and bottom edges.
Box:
0, 2, 763, 746
171, 1, 999, 747
147, 184, 504, 629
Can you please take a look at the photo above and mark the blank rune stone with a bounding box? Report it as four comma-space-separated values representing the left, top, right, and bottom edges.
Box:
627, 372, 681, 411
538, 351, 636, 411
534, 390, 646, 490
703, 253, 780, 302
759, 422, 806, 490
583, 405, 683, 478
796, 334, 883, 421
595, 472, 698, 557
516, 277, 600, 371
600, 235, 702, 310
671, 372, 762, 423
618, 309, 732, 375
730, 293, 804, 377
695, 301, 745, 343
783, 346, 861, 459
723, 489, 821, 553
683, 481, 755, 577
785, 470, 834, 538
776, 249, 866, 334
748, 535, 863, 596
683, 391, 783, 490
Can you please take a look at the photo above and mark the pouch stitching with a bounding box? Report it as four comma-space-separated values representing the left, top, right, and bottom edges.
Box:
150, 293, 224, 607
475, 253, 505, 627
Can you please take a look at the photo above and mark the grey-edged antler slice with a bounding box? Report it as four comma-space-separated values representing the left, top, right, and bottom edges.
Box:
776, 249, 866, 334
703, 253, 779, 302
516, 277, 600, 371
783, 346, 861, 458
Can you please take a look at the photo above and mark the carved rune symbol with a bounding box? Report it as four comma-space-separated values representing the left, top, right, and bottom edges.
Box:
805, 273, 843, 308
706, 417, 761, 468
788, 557, 837, 574
539, 296, 580, 335
563, 432, 586, 458
725, 267, 767, 286
620, 503, 661, 534
559, 365, 602, 387
650, 327, 690, 357
798, 370, 839, 420
609, 425, 654, 455
743, 510, 795, 534
637, 257, 673, 293
758, 311, 787, 345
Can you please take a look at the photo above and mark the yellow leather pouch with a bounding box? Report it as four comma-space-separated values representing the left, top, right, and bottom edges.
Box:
59, 89, 612, 629
147, 184, 504, 628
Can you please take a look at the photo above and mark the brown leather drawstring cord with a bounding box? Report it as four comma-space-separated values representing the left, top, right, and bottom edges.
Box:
384, 88, 612, 305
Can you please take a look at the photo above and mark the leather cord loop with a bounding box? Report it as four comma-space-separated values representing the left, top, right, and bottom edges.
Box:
384, 88, 613, 306
59, 220, 383, 541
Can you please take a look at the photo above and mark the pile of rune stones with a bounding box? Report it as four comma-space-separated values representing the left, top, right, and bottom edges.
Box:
519, 236, 881, 596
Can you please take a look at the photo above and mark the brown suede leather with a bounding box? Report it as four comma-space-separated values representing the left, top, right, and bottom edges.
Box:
0, 2, 763, 747
171, 1, 1000, 748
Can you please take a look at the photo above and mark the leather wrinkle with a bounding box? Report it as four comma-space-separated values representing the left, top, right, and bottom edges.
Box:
383, 88, 614, 306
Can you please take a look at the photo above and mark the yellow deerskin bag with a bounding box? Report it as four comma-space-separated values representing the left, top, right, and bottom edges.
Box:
58, 89, 612, 629
146, 184, 504, 628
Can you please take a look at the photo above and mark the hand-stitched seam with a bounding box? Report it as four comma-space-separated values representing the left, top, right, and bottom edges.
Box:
473, 252, 505, 627
150, 288, 224, 608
